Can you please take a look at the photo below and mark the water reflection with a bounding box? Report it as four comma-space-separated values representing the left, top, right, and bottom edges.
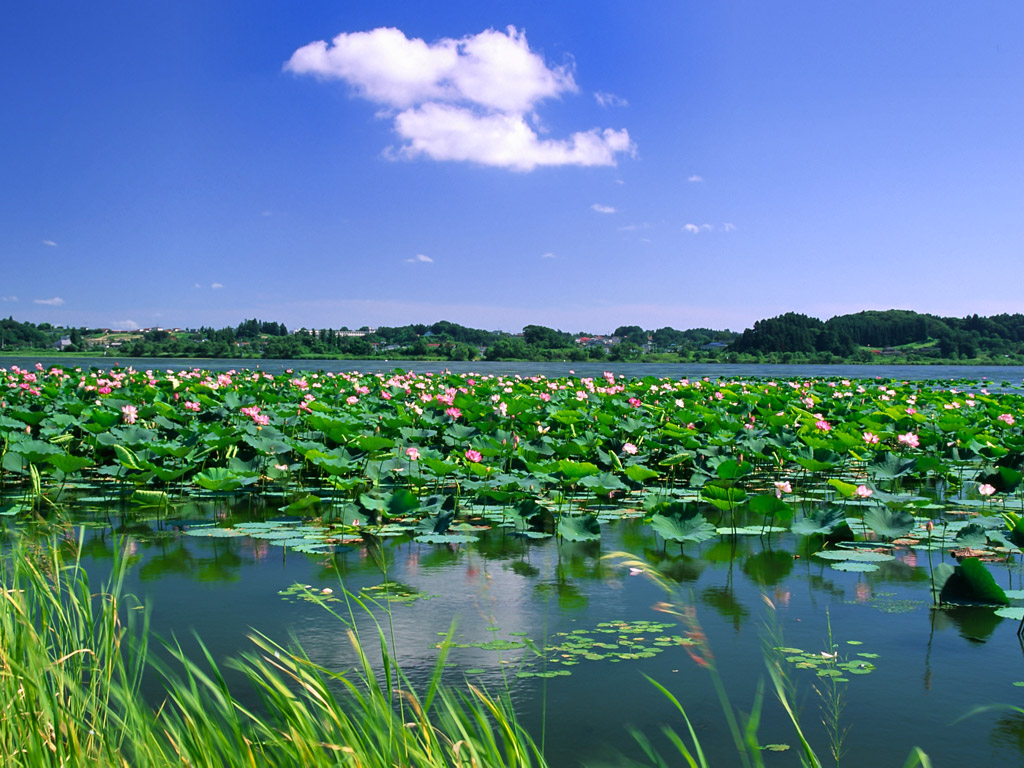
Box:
5, 491, 1024, 765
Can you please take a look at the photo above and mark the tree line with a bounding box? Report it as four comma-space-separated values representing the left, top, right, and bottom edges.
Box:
6, 309, 1024, 363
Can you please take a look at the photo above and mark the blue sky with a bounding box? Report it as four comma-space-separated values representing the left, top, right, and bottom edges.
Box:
2, 1, 1022, 334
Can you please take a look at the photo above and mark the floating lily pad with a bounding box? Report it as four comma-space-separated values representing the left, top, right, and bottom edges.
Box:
831, 561, 880, 573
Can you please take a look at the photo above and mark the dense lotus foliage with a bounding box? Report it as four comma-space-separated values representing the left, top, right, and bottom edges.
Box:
3, 363, 1024, 581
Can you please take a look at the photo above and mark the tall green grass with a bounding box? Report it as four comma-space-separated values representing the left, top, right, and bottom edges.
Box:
0, 535, 545, 767
1, 537, 935, 767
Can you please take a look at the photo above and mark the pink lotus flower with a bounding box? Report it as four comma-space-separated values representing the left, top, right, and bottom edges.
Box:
998, 413, 1015, 426
622, 442, 638, 455
121, 404, 138, 424
855, 485, 873, 498
628, 397, 642, 407
445, 407, 461, 419
978, 483, 996, 496
184, 400, 200, 412
863, 431, 879, 444
405, 447, 420, 461
814, 419, 831, 431
897, 432, 920, 448
465, 449, 483, 463
774, 481, 791, 498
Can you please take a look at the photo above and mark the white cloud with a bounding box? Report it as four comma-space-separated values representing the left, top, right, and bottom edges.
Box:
594, 91, 628, 108
261, 210, 273, 217
393, 105, 631, 171
115, 320, 140, 331
618, 222, 649, 232
287, 26, 633, 171
722, 222, 736, 231
286, 26, 574, 112
211, 283, 224, 289
683, 224, 700, 234
42, 239, 57, 246
193, 283, 202, 289
405, 253, 434, 263
688, 175, 703, 182
34, 297, 64, 306
0, 296, 17, 302
701, 223, 712, 231
591, 203, 616, 214
541, 252, 557, 259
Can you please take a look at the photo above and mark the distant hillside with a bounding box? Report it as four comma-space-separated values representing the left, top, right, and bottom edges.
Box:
4, 310, 1024, 364
730, 309, 1024, 359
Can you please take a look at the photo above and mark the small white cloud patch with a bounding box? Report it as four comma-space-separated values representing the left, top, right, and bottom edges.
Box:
34, 297, 65, 306
591, 203, 616, 214
405, 253, 434, 263
42, 240, 57, 246
211, 283, 224, 289
687, 175, 703, 182
594, 91, 628, 108
541, 252, 557, 259
683, 224, 700, 234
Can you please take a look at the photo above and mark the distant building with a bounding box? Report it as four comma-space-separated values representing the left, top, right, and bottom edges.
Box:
575, 335, 618, 349
54, 335, 73, 350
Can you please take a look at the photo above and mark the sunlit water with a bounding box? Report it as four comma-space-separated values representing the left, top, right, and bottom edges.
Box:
7, 356, 1024, 385
4, 359, 1024, 764
7, 498, 1024, 767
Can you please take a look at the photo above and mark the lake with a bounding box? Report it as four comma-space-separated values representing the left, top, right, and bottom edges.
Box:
3, 361, 1024, 765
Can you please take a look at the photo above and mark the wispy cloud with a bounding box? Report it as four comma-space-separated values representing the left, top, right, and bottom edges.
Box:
541, 252, 557, 259
591, 203, 616, 214
34, 297, 64, 306
211, 283, 224, 289
687, 175, 703, 182
42, 240, 57, 246
0, 296, 17, 302
286, 26, 634, 171
260, 210, 273, 217
594, 91, 628, 108
683, 222, 734, 234
115, 320, 140, 331
618, 222, 649, 232
405, 253, 434, 263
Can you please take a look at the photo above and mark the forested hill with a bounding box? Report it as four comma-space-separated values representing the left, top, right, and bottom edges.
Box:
730, 309, 1024, 359
4, 309, 1024, 363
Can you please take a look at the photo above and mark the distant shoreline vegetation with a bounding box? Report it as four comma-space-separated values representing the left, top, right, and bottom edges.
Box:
4, 309, 1024, 365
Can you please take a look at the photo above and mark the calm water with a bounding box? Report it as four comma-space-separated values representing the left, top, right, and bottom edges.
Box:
5, 357, 1024, 764
7, 355, 1024, 384
6, 500, 1024, 767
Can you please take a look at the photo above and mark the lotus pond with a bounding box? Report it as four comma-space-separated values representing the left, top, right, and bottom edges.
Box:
4, 363, 1024, 765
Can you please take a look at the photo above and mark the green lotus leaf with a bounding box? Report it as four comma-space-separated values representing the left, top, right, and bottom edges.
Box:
792, 506, 850, 536
624, 464, 659, 483
650, 510, 716, 543
557, 513, 601, 542
813, 550, 894, 562
863, 507, 916, 539
940, 557, 1009, 606
44, 453, 92, 474
413, 533, 479, 544
830, 562, 880, 573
